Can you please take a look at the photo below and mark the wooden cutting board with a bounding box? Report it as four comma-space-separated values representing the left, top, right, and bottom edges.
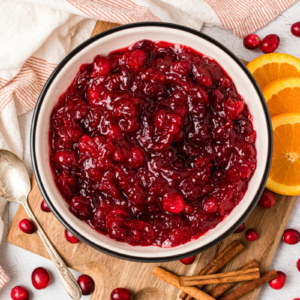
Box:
7, 21, 298, 300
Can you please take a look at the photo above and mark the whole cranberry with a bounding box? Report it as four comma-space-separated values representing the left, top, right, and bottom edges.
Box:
180, 256, 196, 265
41, 200, 51, 212
77, 274, 94, 295
202, 196, 218, 213
297, 259, 300, 272
19, 219, 36, 234
92, 55, 111, 76
269, 271, 286, 289
291, 22, 300, 37
111, 288, 132, 300
245, 228, 258, 241
260, 34, 280, 53
65, 229, 80, 244
243, 34, 261, 49
31, 267, 51, 290
162, 193, 185, 214
234, 222, 245, 233
258, 189, 275, 209
11, 286, 29, 300
283, 229, 300, 245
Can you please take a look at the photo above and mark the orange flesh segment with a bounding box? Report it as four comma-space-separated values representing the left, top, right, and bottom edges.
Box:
267, 87, 300, 117
269, 122, 300, 187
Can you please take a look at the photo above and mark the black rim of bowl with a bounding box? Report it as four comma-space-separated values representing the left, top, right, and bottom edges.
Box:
31, 22, 273, 263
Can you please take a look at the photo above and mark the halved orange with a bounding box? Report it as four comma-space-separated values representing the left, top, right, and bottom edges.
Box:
262, 77, 300, 118
247, 53, 300, 89
266, 113, 300, 195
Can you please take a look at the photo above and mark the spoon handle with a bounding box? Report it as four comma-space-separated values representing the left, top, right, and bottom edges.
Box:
22, 200, 82, 300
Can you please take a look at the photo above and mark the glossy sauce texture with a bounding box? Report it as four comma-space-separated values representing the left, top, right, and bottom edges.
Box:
50, 40, 257, 247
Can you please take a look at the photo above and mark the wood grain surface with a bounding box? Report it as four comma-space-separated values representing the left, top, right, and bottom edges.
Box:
7, 21, 298, 300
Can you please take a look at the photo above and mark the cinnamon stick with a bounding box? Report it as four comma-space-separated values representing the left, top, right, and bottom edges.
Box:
218, 270, 278, 300
180, 268, 259, 281
152, 266, 216, 300
208, 259, 259, 298
180, 271, 260, 286
179, 240, 244, 300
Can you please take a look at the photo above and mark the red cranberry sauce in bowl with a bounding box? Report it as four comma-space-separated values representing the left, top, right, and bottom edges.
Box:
49, 40, 257, 248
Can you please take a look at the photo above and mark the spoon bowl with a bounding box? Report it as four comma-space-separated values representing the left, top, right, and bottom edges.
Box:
0, 150, 30, 203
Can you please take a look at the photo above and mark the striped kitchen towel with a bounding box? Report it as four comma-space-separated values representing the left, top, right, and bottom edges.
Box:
0, 266, 10, 290
0, 0, 297, 290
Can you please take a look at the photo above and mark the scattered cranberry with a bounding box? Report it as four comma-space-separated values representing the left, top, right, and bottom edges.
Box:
291, 22, 300, 37
41, 200, 51, 212
283, 229, 300, 245
31, 267, 51, 290
162, 193, 185, 214
11, 286, 29, 300
77, 274, 94, 295
19, 219, 36, 234
234, 222, 245, 233
65, 229, 80, 244
260, 34, 280, 53
258, 189, 275, 209
180, 256, 196, 265
111, 288, 132, 300
297, 259, 300, 272
269, 271, 286, 289
243, 34, 261, 49
245, 228, 258, 241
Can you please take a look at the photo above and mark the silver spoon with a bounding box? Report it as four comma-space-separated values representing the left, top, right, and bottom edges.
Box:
0, 149, 82, 299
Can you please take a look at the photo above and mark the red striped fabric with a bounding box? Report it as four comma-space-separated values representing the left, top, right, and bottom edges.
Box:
0, 265, 10, 290
67, 0, 161, 24
0, 57, 57, 114
203, 0, 297, 37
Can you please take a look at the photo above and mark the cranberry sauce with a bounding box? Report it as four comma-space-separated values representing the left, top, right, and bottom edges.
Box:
49, 40, 257, 247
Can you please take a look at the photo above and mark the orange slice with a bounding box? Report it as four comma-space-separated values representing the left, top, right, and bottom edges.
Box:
266, 113, 300, 195
247, 53, 300, 89
262, 77, 300, 118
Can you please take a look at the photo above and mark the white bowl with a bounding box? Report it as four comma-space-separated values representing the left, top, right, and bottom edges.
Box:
31, 23, 272, 262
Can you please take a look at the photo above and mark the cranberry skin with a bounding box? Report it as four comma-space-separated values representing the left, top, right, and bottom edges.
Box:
127, 50, 146, 72
111, 288, 132, 300
65, 229, 80, 244
92, 55, 111, 76
202, 196, 218, 213
41, 200, 51, 212
291, 22, 300, 37
269, 271, 286, 289
283, 229, 300, 245
258, 189, 275, 209
260, 34, 280, 53
31, 267, 51, 290
77, 275, 94, 295
11, 286, 29, 300
234, 222, 245, 233
245, 228, 258, 241
297, 259, 300, 272
19, 219, 36, 234
162, 193, 185, 214
243, 34, 261, 49
180, 256, 196, 265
